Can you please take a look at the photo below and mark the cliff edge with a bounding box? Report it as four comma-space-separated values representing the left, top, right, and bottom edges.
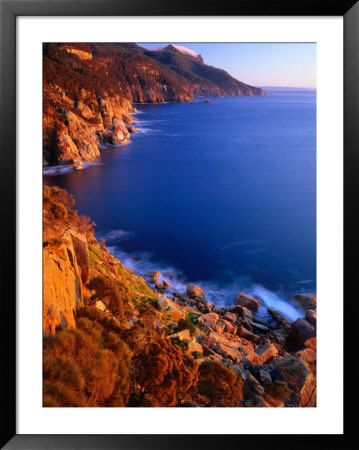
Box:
43, 43, 265, 169
43, 186, 316, 408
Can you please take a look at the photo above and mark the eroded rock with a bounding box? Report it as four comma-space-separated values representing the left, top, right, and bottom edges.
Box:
291, 318, 316, 350
235, 293, 260, 312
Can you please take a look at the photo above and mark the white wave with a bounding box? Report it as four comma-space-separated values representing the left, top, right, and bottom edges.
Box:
43, 161, 101, 176
43, 165, 75, 176
135, 127, 162, 134
247, 285, 304, 322
97, 229, 136, 244
102, 240, 305, 322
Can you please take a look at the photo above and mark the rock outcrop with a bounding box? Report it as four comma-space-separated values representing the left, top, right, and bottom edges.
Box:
43, 43, 264, 167
43, 185, 316, 408
235, 293, 260, 312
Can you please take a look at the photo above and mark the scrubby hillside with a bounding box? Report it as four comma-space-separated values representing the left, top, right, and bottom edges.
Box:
145, 44, 265, 97
43, 186, 316, 407
43, 43, 264, 169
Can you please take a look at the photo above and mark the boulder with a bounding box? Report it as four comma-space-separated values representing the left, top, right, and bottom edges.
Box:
212, 342, 241, 362
241, 307, 254, 321
187, 341, 203, 354
271, 355, 316, 407
111, 127, 128, 145
235, 293, 260, 312
224, 312, 237, 323
168, 329, 191, 341
146, 271, 161, 280
186, 284, 205, 300
268, 328, 289, 346
295, 348, 317, 375
293, 293, 317, 310
202, 312, 220, 324
259, 369, 272, 386
241, 370, 264, 396
218, 319, 237, 335
237, 325, 261, 343
291, 318, 316, 350
305, 309, 317, 326
157, 296, 172, 311
249, 321, 269, 333
70, 160, 83, 171
202, 332, 241, 350
162, 280, 172, 287
95, 300, 107, 312
245, 351, 264, 365
154, 280, 166, 292
229, 363, 245, 375
255, 344, 278, 363
241, 319, 253, 332
267, 308, 291, 331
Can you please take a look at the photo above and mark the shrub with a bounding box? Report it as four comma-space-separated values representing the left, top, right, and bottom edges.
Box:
87, 275, 132, 318
51, 201, 68, 219
177, 317, 196, 336
43, 320, 132, 407
133, 338, 198, 407
197, 360, 244, 407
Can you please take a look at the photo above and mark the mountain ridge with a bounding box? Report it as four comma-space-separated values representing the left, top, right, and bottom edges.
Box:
43, 43, 265, 169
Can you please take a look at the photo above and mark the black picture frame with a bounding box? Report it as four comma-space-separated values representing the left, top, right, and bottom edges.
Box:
1, 0, 357, 448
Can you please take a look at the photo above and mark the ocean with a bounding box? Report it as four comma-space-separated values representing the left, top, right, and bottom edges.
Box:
44, 88, 316, 321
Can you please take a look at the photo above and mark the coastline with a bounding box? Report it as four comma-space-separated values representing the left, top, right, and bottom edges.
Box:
42, 183, 317, 407
44, 97, 315, 320
42, 44, 316, 407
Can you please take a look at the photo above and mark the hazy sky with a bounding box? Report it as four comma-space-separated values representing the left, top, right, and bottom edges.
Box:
138, 43, 316, 88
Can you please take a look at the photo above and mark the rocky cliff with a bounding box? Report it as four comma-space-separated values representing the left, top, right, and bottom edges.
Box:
43, 185, 316, 408
43, 43, 265, 169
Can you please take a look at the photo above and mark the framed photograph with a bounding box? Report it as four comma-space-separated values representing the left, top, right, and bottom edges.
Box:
1, 0, 357, 448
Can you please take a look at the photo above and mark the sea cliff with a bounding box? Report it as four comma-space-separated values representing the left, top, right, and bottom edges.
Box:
43, 185, 316, 407
43, 43, 265, 169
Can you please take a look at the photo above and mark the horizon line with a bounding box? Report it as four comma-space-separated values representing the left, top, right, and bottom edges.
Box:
260, 85, 316, 89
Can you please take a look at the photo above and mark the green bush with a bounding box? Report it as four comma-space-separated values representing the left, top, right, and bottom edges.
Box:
177, 317, 196, 336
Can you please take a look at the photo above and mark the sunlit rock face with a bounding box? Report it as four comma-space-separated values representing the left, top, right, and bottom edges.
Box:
43, 43, 264, 167
43, 230, 88, 335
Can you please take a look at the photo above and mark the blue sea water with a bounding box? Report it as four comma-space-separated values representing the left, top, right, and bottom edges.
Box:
44, 88, 316, 320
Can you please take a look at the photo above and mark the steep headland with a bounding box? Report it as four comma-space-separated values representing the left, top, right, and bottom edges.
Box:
43, 43, 265, 169
43, 185, 316, 407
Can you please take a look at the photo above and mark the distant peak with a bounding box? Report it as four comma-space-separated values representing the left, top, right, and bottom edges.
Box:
163, 44, 199, 59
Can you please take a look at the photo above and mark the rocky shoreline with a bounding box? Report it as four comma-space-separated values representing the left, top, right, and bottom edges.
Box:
43, 43, 264, 170
43, 186, 316, 407
144, 272, 317, 407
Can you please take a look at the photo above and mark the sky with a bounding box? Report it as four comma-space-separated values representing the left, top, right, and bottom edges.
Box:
138, 43, 316, 88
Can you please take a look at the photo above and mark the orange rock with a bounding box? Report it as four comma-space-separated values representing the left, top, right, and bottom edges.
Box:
237, 325, 260, 343
235, 293, 260, 312
43, 242, 84, 335
218, 319, 237, 335
293, 293, 317, 310
291, 318, 316, 350
305, 309, 317, 326
223, 312, 237, 323
255, 344, 278, 363
186, 284, 205, 300
271, 355, 316, 407
202, 312, 220, 324
295, 348, 317, 375
245, 351, 263, 365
